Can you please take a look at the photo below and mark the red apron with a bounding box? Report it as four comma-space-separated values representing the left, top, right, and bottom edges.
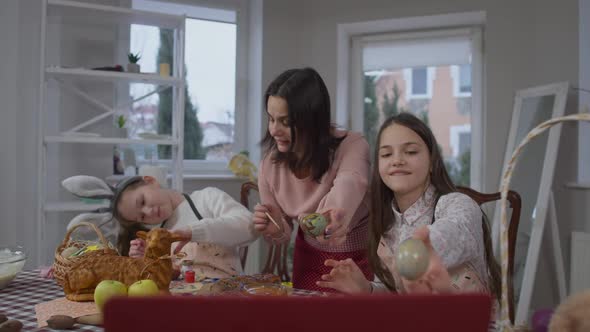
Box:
292, 229, 373, 293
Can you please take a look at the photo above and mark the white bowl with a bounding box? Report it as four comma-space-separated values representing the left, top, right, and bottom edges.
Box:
0, 246, 26, 290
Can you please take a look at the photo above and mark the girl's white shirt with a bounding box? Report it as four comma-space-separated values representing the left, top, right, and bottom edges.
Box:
164, 187, 257, 247
163, 187, 258, 275
372, 185, 486, 292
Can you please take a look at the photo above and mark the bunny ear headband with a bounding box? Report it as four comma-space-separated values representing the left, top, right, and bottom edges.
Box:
62, 175, 144, 231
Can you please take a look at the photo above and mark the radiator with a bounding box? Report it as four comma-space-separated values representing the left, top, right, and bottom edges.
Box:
570, 231, 590, 294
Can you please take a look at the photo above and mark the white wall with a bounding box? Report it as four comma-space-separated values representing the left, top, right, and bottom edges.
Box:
261, 0, 308, 95
260, 0, 581, 315
0, 1, 20, 248
0, 0, 41, 269
580, 0, 590, 182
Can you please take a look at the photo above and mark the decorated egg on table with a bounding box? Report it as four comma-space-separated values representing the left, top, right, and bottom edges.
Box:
396, 238, 430, 281
299, 213, 328, 237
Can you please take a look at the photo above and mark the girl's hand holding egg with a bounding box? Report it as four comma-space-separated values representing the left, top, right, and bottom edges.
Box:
396, 238, 430, 281
399, 226, 453, 294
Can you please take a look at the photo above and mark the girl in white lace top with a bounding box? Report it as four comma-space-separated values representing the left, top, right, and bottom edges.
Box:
317, 113, 501, 303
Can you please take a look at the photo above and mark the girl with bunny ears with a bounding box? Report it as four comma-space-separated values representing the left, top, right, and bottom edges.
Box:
63, 175, 258, 277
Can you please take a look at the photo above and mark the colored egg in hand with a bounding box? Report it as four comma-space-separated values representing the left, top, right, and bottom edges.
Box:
299, 213, 328, 237
396, 238, 430, 281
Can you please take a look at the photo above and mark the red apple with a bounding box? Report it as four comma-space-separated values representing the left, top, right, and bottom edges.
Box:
128, 279, 159, 297
94, 280, 127, 312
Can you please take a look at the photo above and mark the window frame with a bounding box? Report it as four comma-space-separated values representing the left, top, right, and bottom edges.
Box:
337, 12, 486, 190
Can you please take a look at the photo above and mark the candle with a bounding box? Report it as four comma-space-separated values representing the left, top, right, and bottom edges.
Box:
159, 63, 170, 77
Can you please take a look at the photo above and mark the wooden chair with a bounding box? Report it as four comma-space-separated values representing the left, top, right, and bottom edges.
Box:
456, 186, 521, 324
240, 181, 291, 281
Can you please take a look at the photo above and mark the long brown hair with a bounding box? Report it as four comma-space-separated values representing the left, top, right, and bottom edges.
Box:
368, 113, 500, 300
261, 67, 345, 182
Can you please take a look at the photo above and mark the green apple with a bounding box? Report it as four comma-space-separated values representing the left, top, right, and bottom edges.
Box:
128, 279, 159, 296
94, 280, 127, 312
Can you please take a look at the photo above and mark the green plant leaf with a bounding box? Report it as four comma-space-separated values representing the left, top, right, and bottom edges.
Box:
127, 52, 141, 63
116, 115, 126, 128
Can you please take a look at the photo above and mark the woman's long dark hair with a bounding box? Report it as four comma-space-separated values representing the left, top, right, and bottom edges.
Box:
111, 178, 149, 256
261, 67, 345, 182
368, 112, 500, 300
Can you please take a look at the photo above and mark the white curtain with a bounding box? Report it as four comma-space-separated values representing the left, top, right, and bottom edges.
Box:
361, 29, 472, 71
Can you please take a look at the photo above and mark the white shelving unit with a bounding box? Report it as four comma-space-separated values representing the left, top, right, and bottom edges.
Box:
44, 201, 110, 212
45, 67, 184, 85
37, 0, 186, 264
44, 136, 179, 145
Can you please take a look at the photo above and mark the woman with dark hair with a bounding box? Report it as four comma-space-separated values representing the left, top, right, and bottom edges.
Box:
252, 67, 372, 291
317, 112, 500, 305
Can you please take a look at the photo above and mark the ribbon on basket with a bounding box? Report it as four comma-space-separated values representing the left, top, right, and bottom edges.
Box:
497, 112, 590, 332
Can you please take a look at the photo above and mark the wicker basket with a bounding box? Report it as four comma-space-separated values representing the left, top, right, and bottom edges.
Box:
497, 112, 590, 331
53, 221, 118, 287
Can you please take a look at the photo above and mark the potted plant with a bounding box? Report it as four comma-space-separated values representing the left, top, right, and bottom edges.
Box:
127, 52, 141, 73
115, 114, 127, 137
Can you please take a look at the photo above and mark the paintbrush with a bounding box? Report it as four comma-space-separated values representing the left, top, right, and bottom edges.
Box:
264, 212, 282, 231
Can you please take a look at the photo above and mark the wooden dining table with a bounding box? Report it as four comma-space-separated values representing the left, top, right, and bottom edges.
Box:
0, 270, 323, 331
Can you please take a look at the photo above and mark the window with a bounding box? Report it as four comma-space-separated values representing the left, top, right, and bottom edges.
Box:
343, 16, 484, 188
458, 132, 471, 155
404, 67, 435, 99
128, 0, 245, 173
450, 124, 471, 157
451, 64, 472, 97
412, 67, 427, 95
459, 64, 472, 93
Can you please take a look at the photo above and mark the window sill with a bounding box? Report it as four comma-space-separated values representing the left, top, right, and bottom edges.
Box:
454, 92, 472, 98
565, 182, 590, 190
407, 94, 432, 100
183, 173, 246, 181
106, 173, 247, 183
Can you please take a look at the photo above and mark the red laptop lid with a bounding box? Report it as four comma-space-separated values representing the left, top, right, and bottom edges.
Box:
104, 293, 492, 332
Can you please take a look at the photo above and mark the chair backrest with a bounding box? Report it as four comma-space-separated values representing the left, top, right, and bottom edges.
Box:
237, 182, 257, 269
456, 186, 521, 324
240, 181, 291, 281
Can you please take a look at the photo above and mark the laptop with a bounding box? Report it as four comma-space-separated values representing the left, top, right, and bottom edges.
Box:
104, 293, 491, 332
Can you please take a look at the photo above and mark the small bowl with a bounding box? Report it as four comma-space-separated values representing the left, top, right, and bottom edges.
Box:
0, 245, 27, 290
243, 283, 288, 296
